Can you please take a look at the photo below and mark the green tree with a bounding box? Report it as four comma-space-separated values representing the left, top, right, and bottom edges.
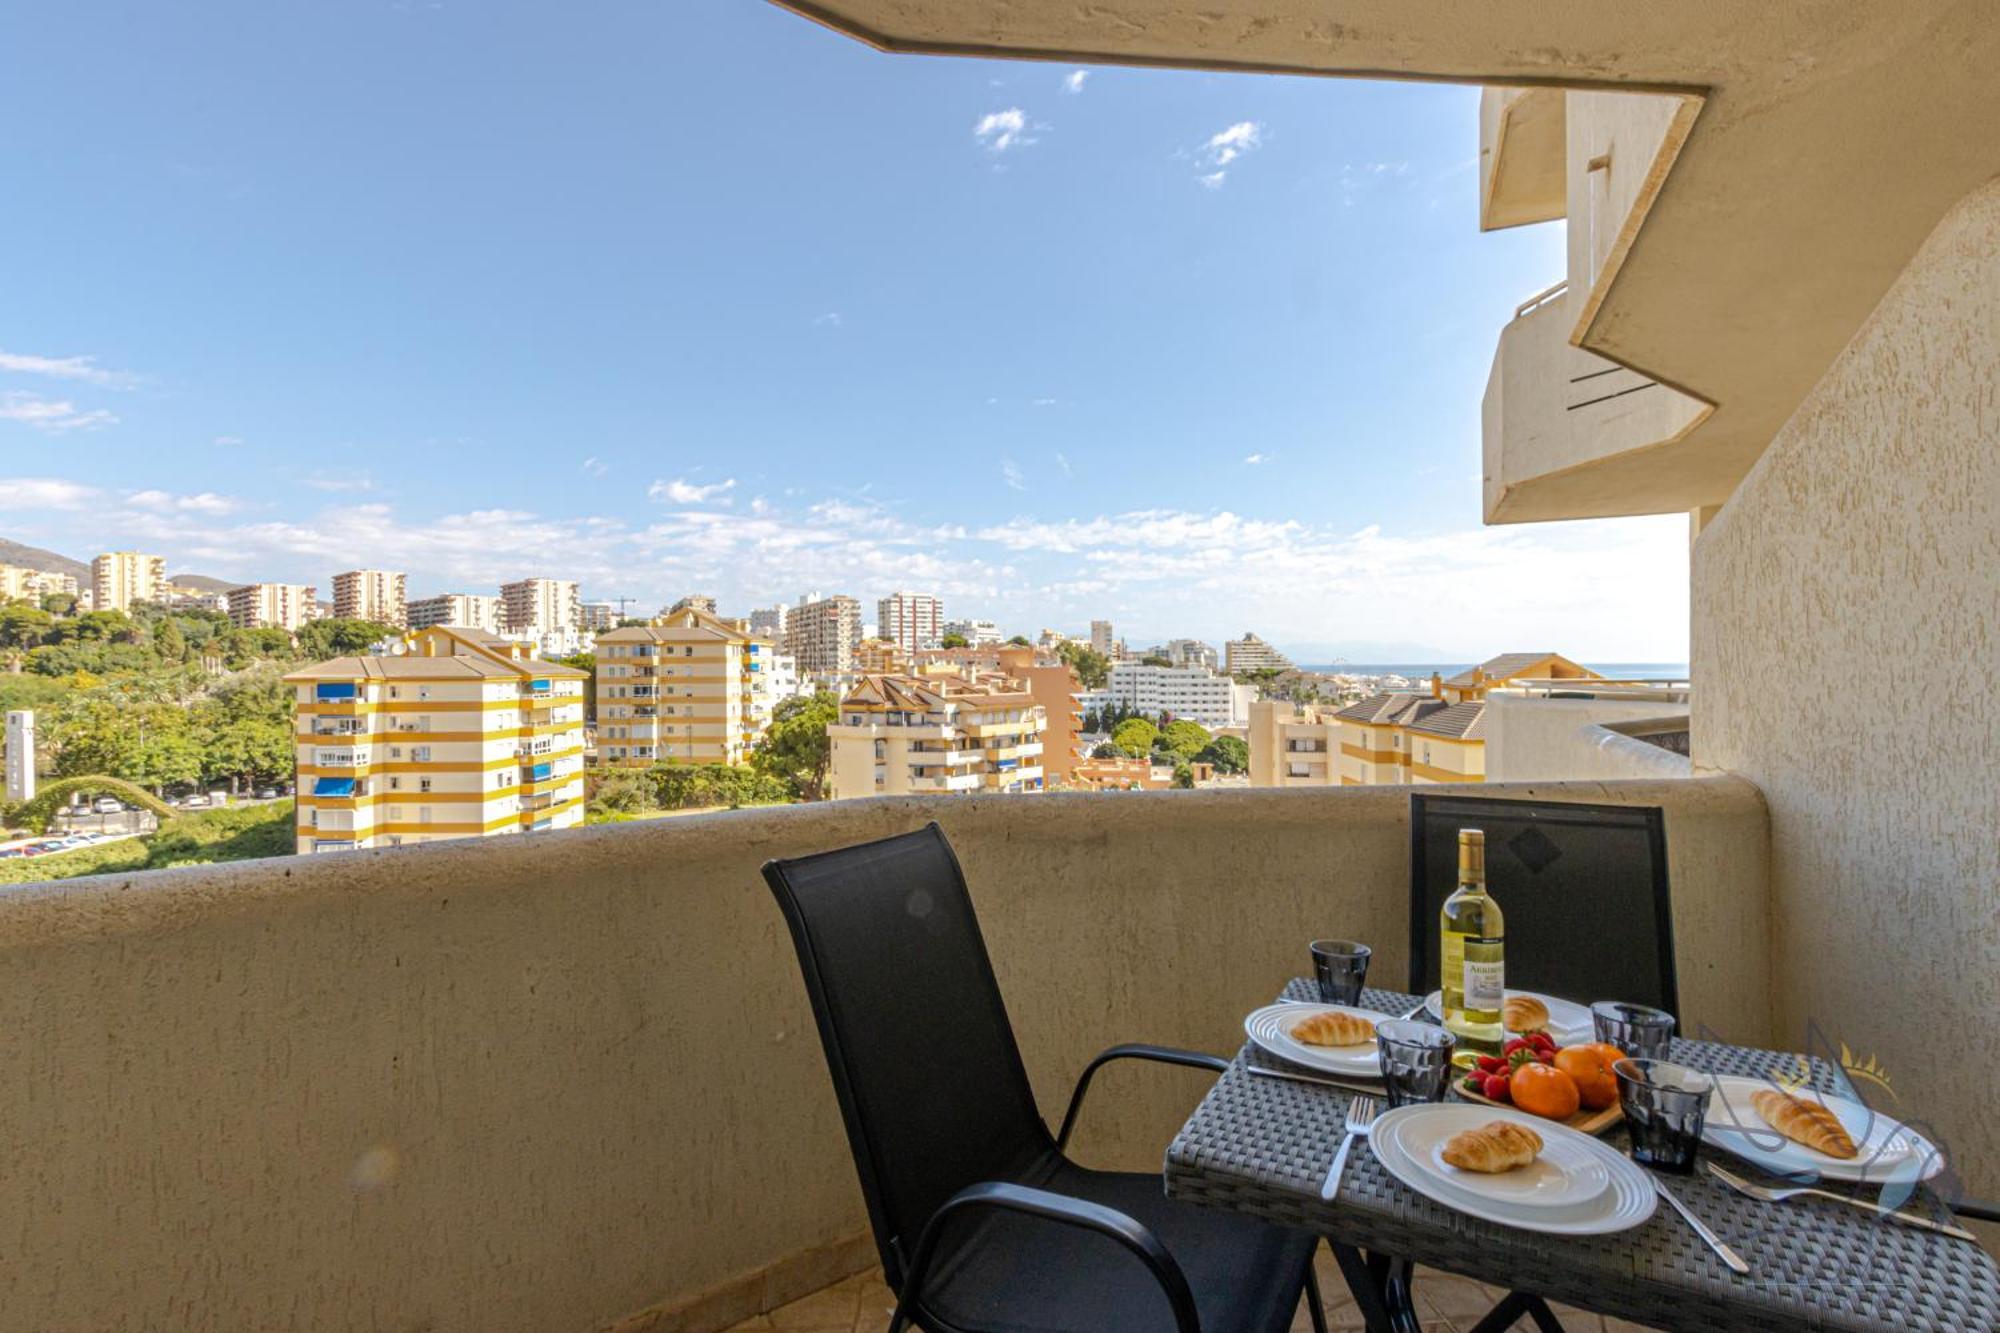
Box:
1160, 719, 1212, 758
588, 769, 656, 817
1090, 740, 1123, 759
39, 591, 77, 616
752, 691, 839, 801
1140, 654, 1172, 667
1111, 717, 1159, 756
48, 693, 139, 778
0, 604, 53, 649
1055, 640, 1111, 690
1196, 735, 1250, 774
1171, 761, 1196, 789
940, 631, 969, 649
155, 618, 188, 663
295, 617, 400, 662
1006, 635, 1032, 646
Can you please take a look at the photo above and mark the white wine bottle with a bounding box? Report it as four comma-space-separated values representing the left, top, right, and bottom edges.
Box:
1440, 828, 1505, 1057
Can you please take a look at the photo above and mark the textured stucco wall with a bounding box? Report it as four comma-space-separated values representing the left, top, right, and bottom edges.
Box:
0, 778, 1766, 1331
1485, 694, 1692, 784
1694, 177, 2000, 1200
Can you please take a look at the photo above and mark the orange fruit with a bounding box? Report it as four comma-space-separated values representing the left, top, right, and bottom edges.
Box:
1554, 1045, 1621, 1110
1509, 1063, 1581, 1120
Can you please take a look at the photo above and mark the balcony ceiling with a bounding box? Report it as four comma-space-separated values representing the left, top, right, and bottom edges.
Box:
770, 0, 2000, 503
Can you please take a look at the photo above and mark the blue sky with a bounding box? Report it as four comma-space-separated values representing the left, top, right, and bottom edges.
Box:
0, 0, 1688, 660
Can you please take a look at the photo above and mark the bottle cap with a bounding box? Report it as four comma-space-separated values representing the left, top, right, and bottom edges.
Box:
1457, 828, 1486, 877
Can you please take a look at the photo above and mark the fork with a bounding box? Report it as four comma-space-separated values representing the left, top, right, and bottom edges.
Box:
1705, 1162, 1978, 1242
1320, 1095, 1379, 1201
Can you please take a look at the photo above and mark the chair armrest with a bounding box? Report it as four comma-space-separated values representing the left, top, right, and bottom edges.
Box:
1057, 1043, 1230, 1151
893, 1180, 1200, 1333
1954, 1196, 2000, 1223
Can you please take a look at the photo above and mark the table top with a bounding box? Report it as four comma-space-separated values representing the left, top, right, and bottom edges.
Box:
1164, 979, 2000, 1333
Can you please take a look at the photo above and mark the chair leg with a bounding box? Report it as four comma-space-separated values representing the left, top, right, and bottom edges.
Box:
1465, 1291, 1566, 1333
1327, 1244, 1424, 1333
1302, 1256, 1331, 1333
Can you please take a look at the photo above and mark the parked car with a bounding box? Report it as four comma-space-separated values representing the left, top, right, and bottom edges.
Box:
92, 797, 124, 814
181, 794, 211, 809
0, 848, 25, 859
256, 788, 279, 800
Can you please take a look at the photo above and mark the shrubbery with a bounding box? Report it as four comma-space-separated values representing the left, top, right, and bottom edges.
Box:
587, 763, 794, 821
0, 801, 295, 886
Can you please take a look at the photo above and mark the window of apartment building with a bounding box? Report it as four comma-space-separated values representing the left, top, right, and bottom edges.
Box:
388, 776, 401, 790
419, 808, 432, 825
417, 686, 430, 700
417, 777, 432, 793
389, 746, 401, 760
1423, 744, 1432, 764
389, 686, 399, 699
412, 746, 431, 762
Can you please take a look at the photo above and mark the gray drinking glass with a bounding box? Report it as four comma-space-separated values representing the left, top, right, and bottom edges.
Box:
1310, 939, 1372, 1005
1615, 1058, 1714, 1173
1375, 1020, 1457, 1107
1592, 1000, 1676, 1060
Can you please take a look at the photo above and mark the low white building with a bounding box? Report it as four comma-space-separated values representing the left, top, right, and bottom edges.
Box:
942, 617, 1001, 645
1080, 662, 1258, 729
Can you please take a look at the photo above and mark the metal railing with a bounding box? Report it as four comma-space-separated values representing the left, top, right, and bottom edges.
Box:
1513, 279, 1568, 319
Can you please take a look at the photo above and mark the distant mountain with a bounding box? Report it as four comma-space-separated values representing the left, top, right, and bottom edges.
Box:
1276, 639, 1467, 665
165, 572, 238, 592
0, 539, 88, 582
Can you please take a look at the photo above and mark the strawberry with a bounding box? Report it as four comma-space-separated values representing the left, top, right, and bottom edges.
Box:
1503, 1037, 1531, 1056
1528, 1032, 1556, 1053
1481, 1072, 1512, 1100
1460, 1074, 1483, 1096
1475, 1054, 1507, 1074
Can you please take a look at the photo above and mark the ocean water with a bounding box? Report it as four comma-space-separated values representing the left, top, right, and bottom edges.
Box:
1296, 662, 1691, 680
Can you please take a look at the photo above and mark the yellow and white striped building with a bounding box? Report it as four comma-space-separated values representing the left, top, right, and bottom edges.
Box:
284, 626, 587, 854
594, 606, 775, 766
827, 667, 1046, 800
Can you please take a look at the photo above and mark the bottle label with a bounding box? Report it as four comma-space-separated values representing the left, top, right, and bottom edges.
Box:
1463, 961, 1505, 1012
1440, 931, 1468, 998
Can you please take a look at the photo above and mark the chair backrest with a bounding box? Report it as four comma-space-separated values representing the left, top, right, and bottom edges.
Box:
1408, 793, 1678, 1019
762, 823, 1051, 1289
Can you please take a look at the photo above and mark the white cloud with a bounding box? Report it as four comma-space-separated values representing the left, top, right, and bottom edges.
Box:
213, 435, 245, 447
1031, 397, 1057, 407
649, 477, 737, 505
0, 477, 100, 510
0, 392, 117, 432
1244, 453, 1269, 465
813, 312, 842, 327
127, 489, 239, 515
581, 456, 609, 479
1062, 70, 1088, 94
0, 350, 132, 386
1198, 172, 1227, 190
1001, 459, 1027, 491
1054, 452, 1073, 477
304, 473, 375, 493
974, 108, 1033, 153
1206, 121, 1262, 167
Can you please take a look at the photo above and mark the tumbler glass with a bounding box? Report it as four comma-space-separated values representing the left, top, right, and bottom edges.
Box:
1310, 939, 1372, 1005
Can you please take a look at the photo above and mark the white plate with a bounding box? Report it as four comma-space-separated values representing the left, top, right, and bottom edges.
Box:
1245, 1003, 1385, 1078
1700, 1074, 1943, 1184
1372, 1104, 1657, 1235
1423, 989, 1592, 1044
1418, 1125, 1612, 1211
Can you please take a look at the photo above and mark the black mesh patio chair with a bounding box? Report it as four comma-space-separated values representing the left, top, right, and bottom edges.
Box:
763, 822, 1329, 1333
1409, 793, 1678, 1018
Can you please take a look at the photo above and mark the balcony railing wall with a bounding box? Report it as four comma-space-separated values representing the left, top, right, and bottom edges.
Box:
0, 778, 1768, 1333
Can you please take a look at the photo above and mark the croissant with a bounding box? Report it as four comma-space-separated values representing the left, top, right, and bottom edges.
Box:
1289, 1010, 1377, 1047
1441, 1120, 1544, 1173
1751, 1090, 1858, 1159
1503, 995, 1551, 1034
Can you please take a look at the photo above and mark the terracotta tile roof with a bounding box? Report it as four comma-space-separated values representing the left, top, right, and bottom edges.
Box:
1442, 652, 1599, 688
1403, 701, 1488, 740
1332, 691, 1426, 723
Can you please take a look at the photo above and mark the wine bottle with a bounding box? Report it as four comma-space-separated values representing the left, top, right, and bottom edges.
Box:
1440, 828, 1504, 1056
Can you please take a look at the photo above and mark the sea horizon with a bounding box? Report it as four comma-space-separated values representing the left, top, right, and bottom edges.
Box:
1294, 662, 1691, 680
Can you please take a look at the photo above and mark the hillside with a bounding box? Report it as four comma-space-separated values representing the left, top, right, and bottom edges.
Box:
0, 538, 88, 582
165, 572, 237, 592
0, 802, 295, 887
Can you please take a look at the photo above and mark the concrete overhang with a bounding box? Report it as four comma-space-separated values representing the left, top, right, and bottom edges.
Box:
769, 0, 2000, 511
1480, 87, 1565, 231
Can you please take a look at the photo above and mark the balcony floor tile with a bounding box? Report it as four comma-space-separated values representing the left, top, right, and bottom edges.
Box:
726, 1251, 1657, 1332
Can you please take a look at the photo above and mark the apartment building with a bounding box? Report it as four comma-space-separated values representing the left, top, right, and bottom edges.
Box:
942, 617, 1000, 645
786, 594, 862, 680
227, 582, 318, 632
1080, 661, 1257, 729
916, 643, 1086, 786
407, 593, 501, 634
747, 604, 789, 646
90, 551, 165, 613
579, 601, 618, 632
1250, 652, 1601, 787
876, 591, 943, 654
1089, 619, 1115, 657
284, 626, 587, 853
499, 578, 580, 639
1224, 632, 1293, 674
0, 565, 79, 604
1160, 638, 1219, 671
827, 666, 1046, 800
668, 594, 718, 616
160, 584, 228, 614
594, 606, 774, 767
331, 570, 408, 626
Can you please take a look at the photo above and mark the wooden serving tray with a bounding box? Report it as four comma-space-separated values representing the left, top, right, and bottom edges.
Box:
1452, 1086, 1624, 1136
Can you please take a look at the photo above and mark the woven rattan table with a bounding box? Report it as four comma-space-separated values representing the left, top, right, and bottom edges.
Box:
1164, 979, 2000, 1332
